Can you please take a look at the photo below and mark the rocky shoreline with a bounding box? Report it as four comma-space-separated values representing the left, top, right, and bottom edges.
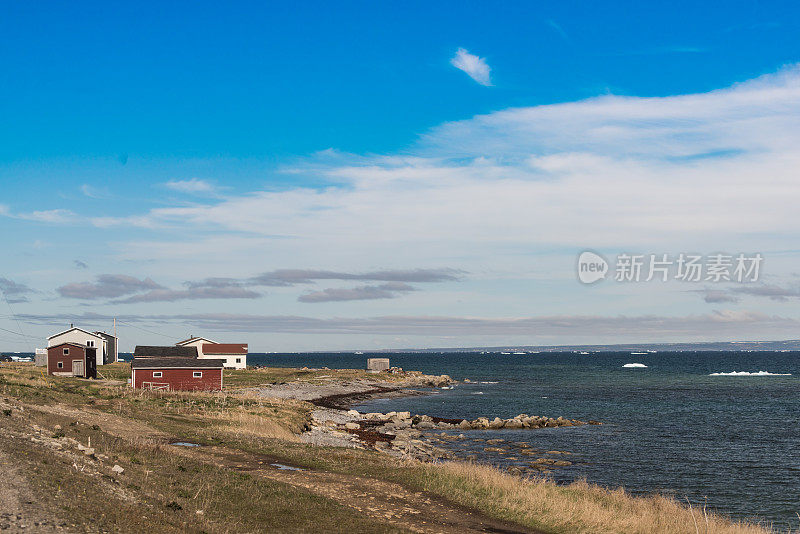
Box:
246, 369, 454, 408
248, 369, 601, 469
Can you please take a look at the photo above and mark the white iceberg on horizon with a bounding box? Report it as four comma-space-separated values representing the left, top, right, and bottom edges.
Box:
709, 371, 791, 376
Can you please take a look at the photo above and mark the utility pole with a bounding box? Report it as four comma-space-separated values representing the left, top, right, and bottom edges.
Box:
113, 317, 117, 362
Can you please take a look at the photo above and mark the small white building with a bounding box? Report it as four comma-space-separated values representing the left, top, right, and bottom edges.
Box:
47, 326, 118, 367
176, 336, 248, 369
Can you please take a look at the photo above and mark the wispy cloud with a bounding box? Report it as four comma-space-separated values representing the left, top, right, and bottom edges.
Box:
175, 310, 797, 338
298, 282, 415, 303
696, 289, 740, 304
81, 184, 111, 199
54, 268, 452, 304
0, 277, 36, 303
450, 48, 492, 86
695, 283, 800, 303
164, 178, 220, 195
92, 65, 800, 257
734, 284, 800, 301
249, 268, 463, 286
546, 19, 569, 41
116, 286, 261, 303
58, 274, 163, 300
19, 209, 78, 224
20, 309, 797, 341
74, 260, 89, 269
180, 269, 459, 303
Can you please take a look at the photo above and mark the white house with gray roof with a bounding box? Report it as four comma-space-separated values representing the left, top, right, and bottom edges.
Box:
47, 326, 118, 367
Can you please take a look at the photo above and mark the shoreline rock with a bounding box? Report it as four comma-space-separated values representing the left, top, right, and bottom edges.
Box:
256, 368, 600, 464
303, 405, 601, 463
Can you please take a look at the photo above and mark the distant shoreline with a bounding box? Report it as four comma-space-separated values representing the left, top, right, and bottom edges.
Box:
8, 343, 800, 358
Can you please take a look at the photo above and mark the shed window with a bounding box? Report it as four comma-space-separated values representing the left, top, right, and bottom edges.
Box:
63, 348, 69, 355
235, 358, 241, 363
153, 371, 162, 378
86, 340, 95, 348
57, 361, 63, 369
193, 371, 202, 378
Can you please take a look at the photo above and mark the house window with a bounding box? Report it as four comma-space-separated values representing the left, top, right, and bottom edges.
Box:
63, 348, 69, 355
57, 361, 64, 369
193, 371, 202, 378
235, 358, 241, 363
86, 340, 95, 348
153, 371, 162, 378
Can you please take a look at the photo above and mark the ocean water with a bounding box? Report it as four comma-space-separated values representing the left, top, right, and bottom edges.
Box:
249, 351, 800, 528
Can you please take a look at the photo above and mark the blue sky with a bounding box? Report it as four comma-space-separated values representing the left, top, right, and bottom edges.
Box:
2, 2, 800, 351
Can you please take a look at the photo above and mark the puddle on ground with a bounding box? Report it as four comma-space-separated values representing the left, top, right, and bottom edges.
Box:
170, 442, 201, 447
271, 463, 303, 471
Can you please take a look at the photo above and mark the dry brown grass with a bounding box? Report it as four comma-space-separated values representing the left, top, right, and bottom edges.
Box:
108, 386, 312, 441
222, 365, 419, 389
416, 461, 772, 534
0, 402, 399, 533
203, 410, 302, 442
0, 362, 783, 533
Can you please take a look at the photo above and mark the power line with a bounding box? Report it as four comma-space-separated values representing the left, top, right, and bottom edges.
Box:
115, 319, 175, 340
0, 324, 36, 339
0, 279, 27, 340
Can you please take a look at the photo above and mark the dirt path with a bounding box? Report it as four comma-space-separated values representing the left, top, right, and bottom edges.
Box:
0, 450, 67, 532
26, 404, 537, 534
175, 444, 533, 534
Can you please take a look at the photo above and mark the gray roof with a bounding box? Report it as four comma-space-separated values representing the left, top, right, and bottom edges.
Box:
131, 357, 225, 369
133, 345, 198, 358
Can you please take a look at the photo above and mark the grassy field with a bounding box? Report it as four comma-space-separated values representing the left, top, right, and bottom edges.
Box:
0, 362, 780, 533
220, 364, 434, 389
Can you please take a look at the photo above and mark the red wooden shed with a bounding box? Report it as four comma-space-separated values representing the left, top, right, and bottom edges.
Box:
131, 357, 224, 391
47, 342, 97, 378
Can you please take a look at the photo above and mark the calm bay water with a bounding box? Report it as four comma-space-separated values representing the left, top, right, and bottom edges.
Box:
249, 351, 800, 527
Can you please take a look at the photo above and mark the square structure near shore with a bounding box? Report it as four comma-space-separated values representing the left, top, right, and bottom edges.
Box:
367, 358, 390, 373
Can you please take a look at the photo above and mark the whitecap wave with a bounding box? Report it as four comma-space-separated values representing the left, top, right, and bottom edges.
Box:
479, 381, 499, 384
623, 363, 647, 368
709, 371, 792, 376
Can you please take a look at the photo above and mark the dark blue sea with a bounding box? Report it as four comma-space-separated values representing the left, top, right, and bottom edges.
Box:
247, 351, 799, 528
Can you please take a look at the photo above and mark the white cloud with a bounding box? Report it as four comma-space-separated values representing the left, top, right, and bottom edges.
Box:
450, 48, 492, 86
53, 64, 800, 343
95, 61, 800, 257
81, 184, 111, 199
58, 274, 164, 299
20, 209, 79, 224
546, 20, 569, 41
163, 178, 219, 195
